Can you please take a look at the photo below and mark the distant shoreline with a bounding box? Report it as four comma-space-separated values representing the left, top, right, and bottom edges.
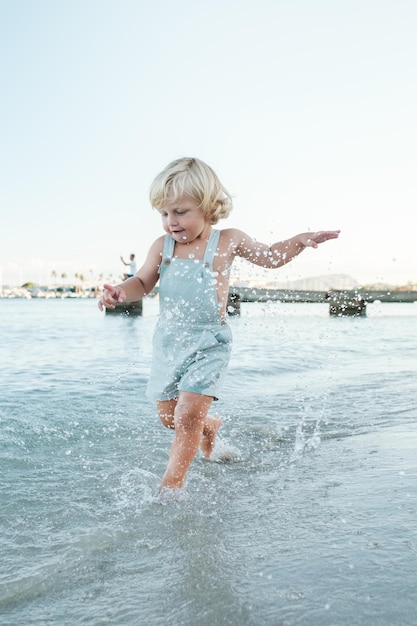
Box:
2, 286, 417, 303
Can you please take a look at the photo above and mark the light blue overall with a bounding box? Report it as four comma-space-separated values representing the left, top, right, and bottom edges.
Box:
146, 229, 232, 402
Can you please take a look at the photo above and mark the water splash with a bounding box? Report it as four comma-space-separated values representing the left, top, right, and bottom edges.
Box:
157, 485, 189, 505
204, 439, 242, 463
291, 397, 326, 463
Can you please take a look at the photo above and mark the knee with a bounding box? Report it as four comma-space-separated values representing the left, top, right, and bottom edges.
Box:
174, 403, 204, 433
159, 411, 175, 430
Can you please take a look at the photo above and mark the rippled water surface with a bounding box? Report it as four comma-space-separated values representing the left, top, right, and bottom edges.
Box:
1, 298, 417, 625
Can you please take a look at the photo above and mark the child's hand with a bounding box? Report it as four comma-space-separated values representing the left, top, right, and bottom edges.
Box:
98, 284, 126, 311
299, 230, 340, 249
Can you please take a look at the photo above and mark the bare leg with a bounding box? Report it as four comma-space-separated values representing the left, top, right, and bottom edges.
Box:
157, 400, 222, 459
157, 399, 176, 430
157, 398, 222, 459
157, 392, 214, 489
200, 414, 222, 459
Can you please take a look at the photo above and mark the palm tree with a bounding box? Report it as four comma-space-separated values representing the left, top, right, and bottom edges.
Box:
74, 273, 85, 295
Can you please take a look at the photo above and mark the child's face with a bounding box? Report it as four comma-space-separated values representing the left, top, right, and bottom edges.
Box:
159, 195, 212, 244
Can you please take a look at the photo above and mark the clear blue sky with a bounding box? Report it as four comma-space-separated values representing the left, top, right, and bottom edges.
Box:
1, 0, 416, 286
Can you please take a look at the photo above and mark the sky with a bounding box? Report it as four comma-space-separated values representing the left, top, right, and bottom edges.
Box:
1, 0, 416, 287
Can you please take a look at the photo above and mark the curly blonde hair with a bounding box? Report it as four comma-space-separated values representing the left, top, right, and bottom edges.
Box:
149, 157, 233, 224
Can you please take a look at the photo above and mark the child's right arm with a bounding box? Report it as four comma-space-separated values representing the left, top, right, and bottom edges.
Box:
98, 238, 163, 311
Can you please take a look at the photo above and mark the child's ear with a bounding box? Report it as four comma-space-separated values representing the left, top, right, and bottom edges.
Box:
207, 207, 216, 222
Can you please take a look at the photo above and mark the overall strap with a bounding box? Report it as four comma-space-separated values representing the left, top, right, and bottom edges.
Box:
163, 234, 175, 259
158, 235, 175, 275
203, 229, 220, 267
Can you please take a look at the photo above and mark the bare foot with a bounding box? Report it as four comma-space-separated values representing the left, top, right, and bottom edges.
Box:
200, 415, 222, 459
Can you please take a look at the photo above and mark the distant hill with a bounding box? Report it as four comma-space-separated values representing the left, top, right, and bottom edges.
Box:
256, 274, 360, 291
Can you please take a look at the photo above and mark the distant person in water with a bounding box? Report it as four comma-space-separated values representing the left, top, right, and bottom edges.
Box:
120, 253, 137, 280
99, 157, 340, 494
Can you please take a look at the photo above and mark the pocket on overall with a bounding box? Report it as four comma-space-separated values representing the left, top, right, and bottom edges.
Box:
195, 326, 232, 359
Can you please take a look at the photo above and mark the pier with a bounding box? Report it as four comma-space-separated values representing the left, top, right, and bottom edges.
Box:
229, 287, 417, 317
230, 287, 417, 304
105, 288, 417, 317
105, 300, 143, 316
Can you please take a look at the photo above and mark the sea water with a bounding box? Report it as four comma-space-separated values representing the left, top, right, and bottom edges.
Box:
1, 298, 416, 625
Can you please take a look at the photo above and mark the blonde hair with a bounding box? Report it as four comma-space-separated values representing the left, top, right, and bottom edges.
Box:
149, 157, 233, 224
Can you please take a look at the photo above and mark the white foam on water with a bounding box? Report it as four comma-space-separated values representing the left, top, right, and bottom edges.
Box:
156, 485, 189, 505
116, 468, 160, 510
204, 439, 242, 463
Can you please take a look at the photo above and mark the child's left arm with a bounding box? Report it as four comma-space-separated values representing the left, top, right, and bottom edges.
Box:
279, 230, 340, 253
233, 229, 340, 269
